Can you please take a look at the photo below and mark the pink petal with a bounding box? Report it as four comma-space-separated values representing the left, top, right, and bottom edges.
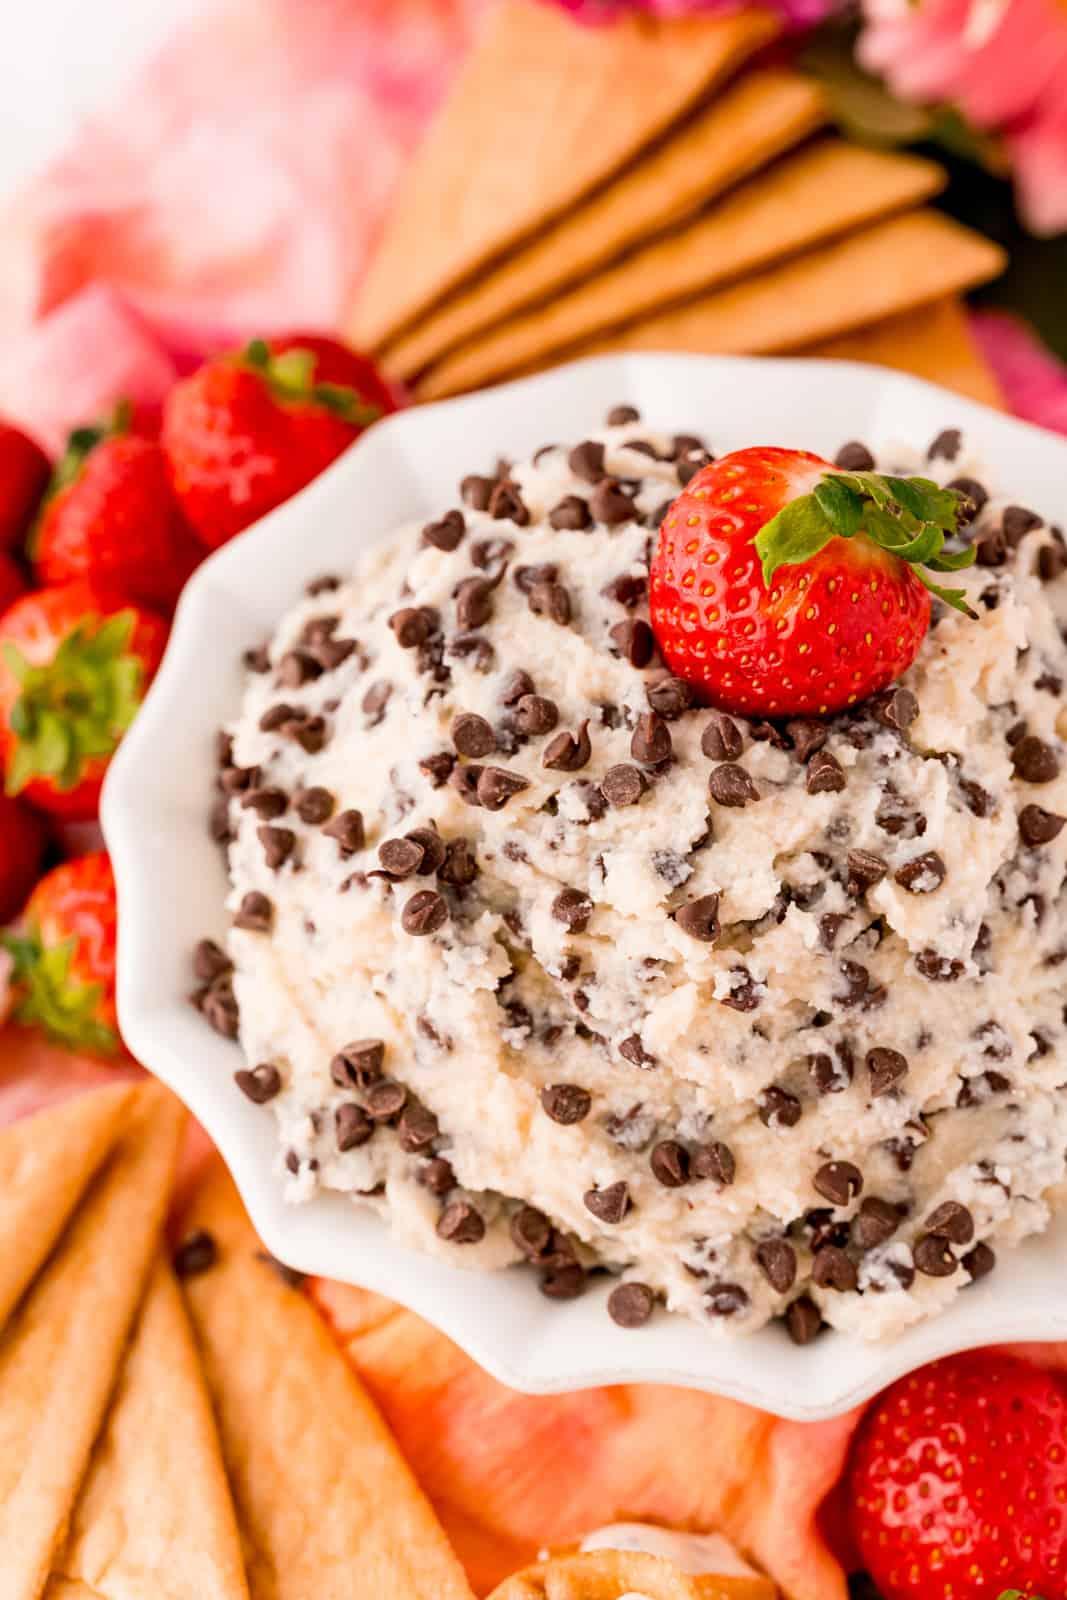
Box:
969, 310, 1067, 435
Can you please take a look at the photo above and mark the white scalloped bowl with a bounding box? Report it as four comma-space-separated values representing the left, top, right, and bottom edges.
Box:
103, 352, 1067, 1420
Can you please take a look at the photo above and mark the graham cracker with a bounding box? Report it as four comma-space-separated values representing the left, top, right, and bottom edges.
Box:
802, 297, 1005, 408
417, 140, 946, 400
0, 1084, 134, 1330
488, 1550, 776, 1599
46, 1258, 248, 1600
180, 1162, 477, 1600
0, 1083, 184, 1600
555, 211, 1005, 367
382, 69, 826, 381
351, 0, 779, 352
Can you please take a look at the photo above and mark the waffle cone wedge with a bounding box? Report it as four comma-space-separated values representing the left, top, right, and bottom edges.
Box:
803, 297, 1005, 408
382, 69, 826, 382
180, 1161, 476, 1600
0, 1083, 134, 1329
45, 1258, 248, 1600
0, 1082, 185, 1600
416, 141, 946, 399
488, 1550, 776, 1599
352, 0, 778, 353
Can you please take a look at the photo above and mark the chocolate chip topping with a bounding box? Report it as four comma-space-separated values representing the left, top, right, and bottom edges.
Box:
378, 837, 426, 879
584, 1181, 630, 1224
362, 679, 392, 725
608, 1281, 655, 1328
540, 1083, 592, 1124
924, 1200, 974, 1244
437, 1201, 486, 1245
708, 763, 759, 807
568, 440, 606, 483
834, 441, 875, 471
963, 1241, 996, 1281
1012, 734, 1060, 783
500, 668, 535, 706
549, 495, 592, 532
513, 694, 559, 736
488, 480, 530, 525
234, 1063, 282, 1104
811, 1245, 858, 1292
422, 509, 465, 551
452, 712, 496, 758
540, 1262, 587, 1300
418, 1157, 455, 1196
630, 712, 671, 765
873, 687, 919, 734
401, 890, 449, 936
335, 1102, 374, 1151
364, 1079, 408, 1121
257, 825, 296, 869
477, 766, 530, 811
927, 428, 962, 462
894, 851, 947, 893
398, 1102, 440, 1153
813, 1161, 864, 1207
868, 1046, 908, 1097
601, 764, 646, 807
846, 849, 889, 895
913, 1235, 958, 1277
193, 939, 231, 982
461, 473, 494, 510
173, 1230, 218, 1279
650, 1140, 689, 1188
552, 887, 593, 932
323, 809, 365, 856
706, 1282, 749, 1318
691, 1141, 736, 1187
511, 1205, 553, 1260
787, 719, 828, 764
759, 1086, 802, 1129
242, 786, 288, 820
701, 712, 744, 762
607, 404, 641, 425
947, 476, 988, 525
591, 478, 637, 525
1020, 803, 1066, 845
609, 618, 655, 667
674, 894, 720, 943
234, 890, 273, 932
851, 1197, 900, 1250
755, 1238, 797, 1294
601, 573, 646, 607
389, 606, 438, 648
277, 649, 324, 688
543, 721, 591, 772
785, 1296, 823, 1345
294, 786, 335, 824
806, 750, 846, 795
646, 675, 693, 720
454, 576, 495, 631
405, 825, 446, 875
438, 838, 479, 885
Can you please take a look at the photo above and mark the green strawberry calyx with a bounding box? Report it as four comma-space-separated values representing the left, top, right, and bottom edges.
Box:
3, 610, 143, 795
47, 398, 132, 500
1, 928, 118, 1054
754, 470, 978, 617
243, 338, 381, 427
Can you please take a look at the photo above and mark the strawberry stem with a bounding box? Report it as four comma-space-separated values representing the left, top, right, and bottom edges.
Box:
3, 611, 143, 795
755, 470, 978, 617
242, 339, 380, 427
1, 929, 118, 1053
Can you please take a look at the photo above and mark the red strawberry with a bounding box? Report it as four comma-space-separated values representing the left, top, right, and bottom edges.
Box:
849, 1351, 1067, 1600
0, 792, 47, 922
32, 405, 202, 611
0, 419, 50, 553
2, 851, 120, 1054
162, 332, 399, 550
649, 447, 974, 718
0, 581, 168, 820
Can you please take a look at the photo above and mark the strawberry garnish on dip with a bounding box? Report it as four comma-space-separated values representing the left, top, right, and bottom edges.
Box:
649, 446, 974, 717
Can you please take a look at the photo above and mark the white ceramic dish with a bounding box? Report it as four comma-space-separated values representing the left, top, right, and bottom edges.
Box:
104, 352, 1067, 1421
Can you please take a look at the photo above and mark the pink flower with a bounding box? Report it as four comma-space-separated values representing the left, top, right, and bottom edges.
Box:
550, 0, 841, 26
970, 310, 1067, 436
858, 0, 1067, 235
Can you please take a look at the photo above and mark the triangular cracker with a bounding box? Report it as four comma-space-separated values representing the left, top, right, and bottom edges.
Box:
0, 1083, 184, 1600
180, 1162, 477, 1600
352, 0, 778, 351
382, 69, 825, 380
803, 297, 1005, 408
46, 1258, 248, 1600
0, 1084, 134, 1329
417, 141, 946, 398
488, 1549, 775, 1598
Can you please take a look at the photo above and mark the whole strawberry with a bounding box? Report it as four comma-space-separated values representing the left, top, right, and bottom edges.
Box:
2, 851, 120, 1054
649, 447, 974, 717
0, 418, 50, 553
849, 1351, 1067, 1600
0, 792, 47, 922
0, 581, 168, 820
162, 332, 399, 550
32, 404, 202, 611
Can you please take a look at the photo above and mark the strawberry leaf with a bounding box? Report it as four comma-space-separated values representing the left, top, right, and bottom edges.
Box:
813, 478, 863, 539
1, 929, 117, 1054
755, 497, 838, 585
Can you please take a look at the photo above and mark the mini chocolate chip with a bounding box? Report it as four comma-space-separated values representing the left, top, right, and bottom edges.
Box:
549, 495, 593, 531
389, 606, 437, 648
916, 950, 964, 981
199, 973, 239, 1038
418, 1157, 455, 1196
335, 1102, 374, 1151
235, 1063, 282, 1104
277, 649, 324, 688
543, 721, 591, 772
584, 1181, 630, 1224
708, 763, 759, 807
894, 851, 946, 893
423, 509, 466, 551
461, 473, 494, 510
362, 679, 392, 725
787, 719, 828, 764
541, 1083, 591, 1124
601, 573, 646, 607
419, 751, 455, 789
914, 1235, 958, 1277
500, 669, 535, 707
812, 1245, 858, 1292
610, 618, 655, 667
234, 890, 273, 932
630, 712, 671, 765
759, 1086, 802, 1129
650, 1140, 689, 1188
398, 1102, 439, 1152
963, 1240, 996, 1281
552, 887, 593, 932
835, 441, 875, 471
706, 1281, 749, 1317
608, 1281, 654, 1328
513, 694, 559, 736
1012, 734, 1060, 783
540, 1263, 587, 1300
488, 480, 530, 526
404, 826, 446, 875
569, 440, 606, 483
674, 894, 720, 943
846, 849, 888, 895
323, 809, 365, 856
646, 676, 693, 720
437, 1201, 485, 1244
1003, 504, 1043, 544
471, 536, 515, 573
511, 1205, 552, 1260
193, 939, 231, 982
243, 646, 270, 674
813, 1161, 864, 1207
242, 786, 288, 820
454, 576, 494, 630
1039, 543, 1067, 580
401, 889, 449, 936
450, 765, 484, 807
257, 825, 296, 869
601, 764, 646, 807
688, 1144, 733, 1192
306, 574, 340, 596
607, 404, 640, 425
317, 636, 359, 671
924, 1200, 974, 1244
873, 687, 919, 733
947, 476, 988, 525
529, 581, 572, 627
701, 713, 743, 761
1020, 803, 1066, 845
477, 766, 530, 811
365, 1079, 407, 1121
851, 1196, 900, 1250
438, 838, 479, 885
259, 703, 295, 733
755, 1238, 797, 1294
808, 1051, 851, 1095
452, 712, 496, 757
927, 427, 961, 462
806, 750, 846, 795
291, 714, 328, 755
675, 448, 712, 486
378, 837, 425, 878
591, 478, 636, 525
294, 786, 335, 824
785, 1296, 822, 1345
959, 778, 992, 817
173, 1230, 217, 1279
868, 1046, 908, 1097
